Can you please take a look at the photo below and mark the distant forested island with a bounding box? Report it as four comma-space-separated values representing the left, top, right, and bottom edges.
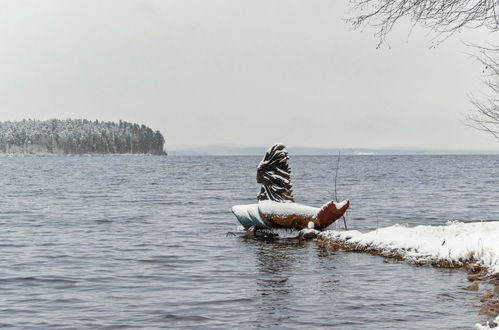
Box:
0, 119, 166, 155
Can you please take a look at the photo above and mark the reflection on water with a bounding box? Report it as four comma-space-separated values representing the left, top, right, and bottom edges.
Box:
242, 235, 484, 329
254, 242, 294, 296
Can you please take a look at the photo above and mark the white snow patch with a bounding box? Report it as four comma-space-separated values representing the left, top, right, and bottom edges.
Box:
320, 221, 499, 275
298, 228, 321, 239
475, 315, 499, 329
333, 200, 349, 209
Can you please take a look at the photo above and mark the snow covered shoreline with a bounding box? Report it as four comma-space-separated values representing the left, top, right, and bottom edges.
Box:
319, 221, 499, 275
314, 221, 499, 328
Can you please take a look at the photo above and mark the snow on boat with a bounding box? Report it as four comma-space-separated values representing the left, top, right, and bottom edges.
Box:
231, 143, 350, 231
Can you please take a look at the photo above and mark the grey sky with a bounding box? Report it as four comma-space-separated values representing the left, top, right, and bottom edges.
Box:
0, 0, 497, 150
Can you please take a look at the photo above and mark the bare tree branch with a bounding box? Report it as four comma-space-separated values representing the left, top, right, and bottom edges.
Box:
467, 48, 499, 140
349, 0, 499, 141
349, 0, 499, 45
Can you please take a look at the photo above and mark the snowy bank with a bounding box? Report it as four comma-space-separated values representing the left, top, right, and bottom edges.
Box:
316, 221, 499, 327
320, 221, 499, 275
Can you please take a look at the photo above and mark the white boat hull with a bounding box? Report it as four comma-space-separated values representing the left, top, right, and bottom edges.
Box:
231, 204, 267, 229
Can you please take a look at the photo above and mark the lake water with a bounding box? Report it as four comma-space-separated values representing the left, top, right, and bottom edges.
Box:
0, 154, 498, 329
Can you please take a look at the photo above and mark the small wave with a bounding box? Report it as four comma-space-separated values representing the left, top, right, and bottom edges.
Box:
0, 276, 79, 284
162, 314, 211, 322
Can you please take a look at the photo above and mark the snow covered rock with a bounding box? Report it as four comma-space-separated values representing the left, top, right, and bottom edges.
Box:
475, 315, 499, 329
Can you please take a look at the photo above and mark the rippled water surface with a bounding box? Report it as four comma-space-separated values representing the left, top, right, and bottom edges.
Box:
0, 155, 498, 329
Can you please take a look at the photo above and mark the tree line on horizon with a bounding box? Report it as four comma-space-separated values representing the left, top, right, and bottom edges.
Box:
0, 119, 166, 155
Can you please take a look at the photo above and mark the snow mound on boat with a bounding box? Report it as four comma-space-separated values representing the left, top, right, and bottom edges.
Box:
257, 200, 347, 218
257, 200, 319, 218
320, 221, 499, 275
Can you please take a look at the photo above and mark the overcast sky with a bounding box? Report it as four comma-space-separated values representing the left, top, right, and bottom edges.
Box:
0, 0, 497, 150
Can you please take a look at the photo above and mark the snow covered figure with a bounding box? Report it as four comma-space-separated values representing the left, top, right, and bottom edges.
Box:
256, 143, 294, 202
232, 143, 350, 231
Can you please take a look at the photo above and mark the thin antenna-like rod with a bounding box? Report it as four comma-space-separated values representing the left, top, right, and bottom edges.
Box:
342, 215, 348, 231
334, 152, 340, 201
333, 152, 348, 231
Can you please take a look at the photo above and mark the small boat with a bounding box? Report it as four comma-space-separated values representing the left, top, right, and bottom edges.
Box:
232, 143, 350, 231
